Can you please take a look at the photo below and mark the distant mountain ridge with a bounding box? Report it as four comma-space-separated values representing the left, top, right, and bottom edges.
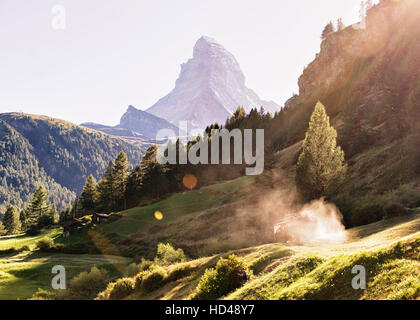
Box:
147, 36, 280, 130
82, 105, 179, 140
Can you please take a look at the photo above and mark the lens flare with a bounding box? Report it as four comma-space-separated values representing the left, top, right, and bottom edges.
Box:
182, 174, 198, 190
154, 211, 163, 221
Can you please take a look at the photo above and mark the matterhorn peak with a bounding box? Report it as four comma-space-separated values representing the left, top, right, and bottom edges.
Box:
146, 37, 280, 130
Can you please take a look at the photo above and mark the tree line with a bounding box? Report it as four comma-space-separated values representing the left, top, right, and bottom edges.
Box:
0, 186, 59, 235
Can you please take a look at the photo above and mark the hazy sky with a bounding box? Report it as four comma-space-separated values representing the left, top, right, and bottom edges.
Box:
0, 0, 365, 126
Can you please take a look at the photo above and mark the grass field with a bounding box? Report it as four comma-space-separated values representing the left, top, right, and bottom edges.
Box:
101, 176, 254, 236
0, 229, 61, 251
123, 213, 420, 300
0, 175, 418, 300
0, 228, 132, 300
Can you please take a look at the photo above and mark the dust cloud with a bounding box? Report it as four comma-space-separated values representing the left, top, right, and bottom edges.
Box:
236, 172, 347, 245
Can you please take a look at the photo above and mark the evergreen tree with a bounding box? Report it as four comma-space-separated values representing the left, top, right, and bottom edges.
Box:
140, 145, 163, 199
112, 151, 130, 209
19, 210, 26, 231
0, 222, 6, 236
3, 206, 21, 234
49, 204, 60, 224
296, 102, 347, 200
125, 166, 143, 207
321, 21, 335, 40
97, 161, 114, 210
80, 174, 99, 212
26, 186, 50, 228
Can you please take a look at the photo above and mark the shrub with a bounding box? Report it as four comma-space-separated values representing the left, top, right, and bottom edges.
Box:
125, 263, 141, 277
351, 204, 385, 226
155, 243, 186, 266
29, 288, 56, 300
125, 258, 154, 277
195, 254, 249, 300
167, 264, 195, 282
98, 278, 135, 300
134, 271, 147, 290
109, 278, 135, 300
385, 203, 406, 218
135, 265, 168, 293
36, 237, 54, 251
138, 258, 154, 272
63, 266, 109, 300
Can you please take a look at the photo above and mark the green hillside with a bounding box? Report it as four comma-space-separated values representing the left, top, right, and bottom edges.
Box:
0, 113, 144, 212
0, 172, 418, 300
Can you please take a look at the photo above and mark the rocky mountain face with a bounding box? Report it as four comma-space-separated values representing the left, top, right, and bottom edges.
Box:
0, 113, 144, 212
82, 105, 179, 141
273, 0, 420, 198
147, 36, 280, 130
119, 105, 180, 138
283, 0, 420, 144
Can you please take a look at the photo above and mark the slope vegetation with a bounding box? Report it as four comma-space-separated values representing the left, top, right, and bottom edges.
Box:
0, 113, 144, 211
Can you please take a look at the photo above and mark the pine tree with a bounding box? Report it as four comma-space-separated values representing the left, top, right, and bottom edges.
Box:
80, 174, 98, 212
321, 21, 335, 40
296, 102, 347, 200
49, 204, 60, 224
97, 161, 114, 210
19, 210, 26, 230
3, 206, 21, 234
141, 145, 163, 199
0, 222, 6, 236
26, 186, 50, 228
112, 151, 130, 209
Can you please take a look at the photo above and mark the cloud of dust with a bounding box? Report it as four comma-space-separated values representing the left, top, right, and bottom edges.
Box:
236, 171, 347, 245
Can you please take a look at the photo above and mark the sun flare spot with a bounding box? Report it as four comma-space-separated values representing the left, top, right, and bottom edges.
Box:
182, 174, 198, 190
154, 211, 164, 221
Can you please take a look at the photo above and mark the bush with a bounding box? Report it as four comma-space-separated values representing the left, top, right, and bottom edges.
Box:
135, 265, 168, 293
138, 258, 154, 272
351, 204, 385, 226
125, 258, 154, 277
36, 237, 54, 251
109, 278, 135, 300
167, 264, 195, 282
98, 278, 135, 300
385, 203, 406, 219
63, 266, 109, 300
195, 254, 249, 300
29, 288, 56, 300
125, 263, 141, 277
154, 243, 186, 266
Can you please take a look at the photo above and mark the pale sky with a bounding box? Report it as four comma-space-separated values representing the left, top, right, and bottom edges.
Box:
0, 0, 365, 126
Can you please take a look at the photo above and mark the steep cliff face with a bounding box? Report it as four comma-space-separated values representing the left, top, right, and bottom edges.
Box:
271, 0, 420, 198
283, 0, 420, 142
147, 36, 280, 130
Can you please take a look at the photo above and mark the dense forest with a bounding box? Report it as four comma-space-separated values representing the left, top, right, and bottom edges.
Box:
0, 113, 144, 213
